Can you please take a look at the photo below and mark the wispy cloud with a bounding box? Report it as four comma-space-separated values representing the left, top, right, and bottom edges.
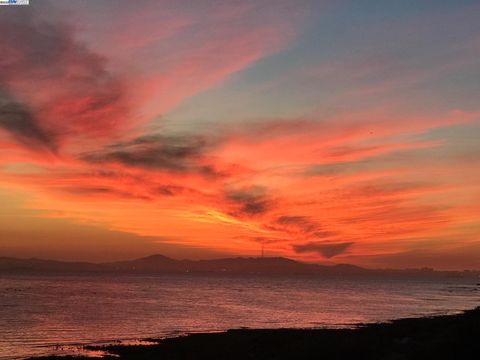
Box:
293, 241, 354, 258
81, 134, 222, 177
225, 186, 274, 218
0, 89, 55, 152
0, 5, 129, 153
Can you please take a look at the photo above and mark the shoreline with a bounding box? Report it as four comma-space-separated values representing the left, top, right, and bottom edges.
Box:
28, 307, 480, 360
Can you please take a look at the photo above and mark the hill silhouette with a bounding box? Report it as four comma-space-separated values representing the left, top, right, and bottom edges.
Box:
1, 254, 478, 278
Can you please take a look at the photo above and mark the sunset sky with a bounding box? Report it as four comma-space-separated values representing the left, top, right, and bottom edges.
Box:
0, 0, 479, 269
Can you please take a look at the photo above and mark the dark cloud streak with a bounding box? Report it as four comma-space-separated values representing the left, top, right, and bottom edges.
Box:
226, 186, 273, 217
81, 134, 221, 177
0, 89, 56, 152
0, 5, 127, 151
293, 241, 354, 258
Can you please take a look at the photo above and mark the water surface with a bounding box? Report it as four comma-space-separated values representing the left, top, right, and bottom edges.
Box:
1, 273, 478, 359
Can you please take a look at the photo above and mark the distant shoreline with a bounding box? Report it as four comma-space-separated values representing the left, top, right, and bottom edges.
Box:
2, 254, 479, 278
28, 307, 480, 360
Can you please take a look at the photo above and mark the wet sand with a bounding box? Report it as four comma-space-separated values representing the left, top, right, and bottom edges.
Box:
29, 307, 479, 360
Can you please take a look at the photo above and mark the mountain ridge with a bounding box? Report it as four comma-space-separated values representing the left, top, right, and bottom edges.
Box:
1, 254, 478, 278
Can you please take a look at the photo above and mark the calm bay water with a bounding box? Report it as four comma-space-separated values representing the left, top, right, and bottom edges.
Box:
0, 273, 479, 359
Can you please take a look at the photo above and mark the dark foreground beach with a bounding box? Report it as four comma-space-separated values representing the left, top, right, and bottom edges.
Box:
30, 307, 479, 360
